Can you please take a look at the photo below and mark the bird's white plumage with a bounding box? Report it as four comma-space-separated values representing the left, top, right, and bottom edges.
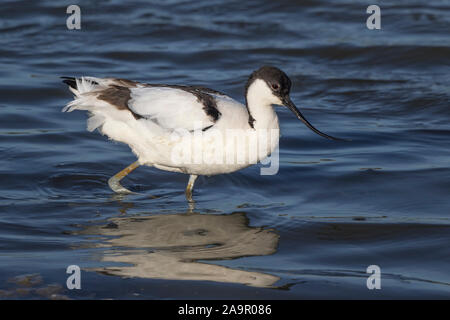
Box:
62, 66, 341, 201
63, 76, 280, 176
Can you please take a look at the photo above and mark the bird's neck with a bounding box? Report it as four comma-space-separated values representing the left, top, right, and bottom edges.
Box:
245, 80, 279, 131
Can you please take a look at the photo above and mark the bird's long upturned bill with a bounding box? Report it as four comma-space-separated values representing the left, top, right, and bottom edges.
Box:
282, 96, 343, 141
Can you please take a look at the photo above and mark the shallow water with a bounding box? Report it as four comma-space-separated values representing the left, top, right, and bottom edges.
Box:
0, 0, 449, 299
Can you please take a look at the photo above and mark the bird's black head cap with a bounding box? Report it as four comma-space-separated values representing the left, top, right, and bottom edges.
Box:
245, 65, 292, 100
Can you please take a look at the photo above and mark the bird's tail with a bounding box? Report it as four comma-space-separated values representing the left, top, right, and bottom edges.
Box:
61, 76, 103, 112
61, 76, 107, 132
61, 76, 100, 96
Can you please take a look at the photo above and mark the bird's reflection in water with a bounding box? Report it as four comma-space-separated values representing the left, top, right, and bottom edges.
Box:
80, 208, 280, 287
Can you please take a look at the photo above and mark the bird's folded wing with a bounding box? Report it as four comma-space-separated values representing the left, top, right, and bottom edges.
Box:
128, 86, 218, 132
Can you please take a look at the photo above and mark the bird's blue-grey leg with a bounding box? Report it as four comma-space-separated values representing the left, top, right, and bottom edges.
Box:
108, 161, 140, 194
185, 174, 198, 202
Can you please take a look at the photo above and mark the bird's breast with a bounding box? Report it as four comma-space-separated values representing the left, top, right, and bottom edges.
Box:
164, 122, 280, 175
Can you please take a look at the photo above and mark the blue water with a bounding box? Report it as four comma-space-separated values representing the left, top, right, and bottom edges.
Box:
0, 0, 449, 299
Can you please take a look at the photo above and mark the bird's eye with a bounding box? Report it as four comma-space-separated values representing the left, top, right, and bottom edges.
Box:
271, 83, 280, 90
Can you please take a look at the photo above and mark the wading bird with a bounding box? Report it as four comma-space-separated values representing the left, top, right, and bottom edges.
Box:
62, 66, 341, 202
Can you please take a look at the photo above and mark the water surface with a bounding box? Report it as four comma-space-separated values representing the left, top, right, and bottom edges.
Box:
0, 0, 449, 299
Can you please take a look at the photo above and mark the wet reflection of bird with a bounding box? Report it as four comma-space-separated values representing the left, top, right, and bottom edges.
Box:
78, 211, 280, 287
